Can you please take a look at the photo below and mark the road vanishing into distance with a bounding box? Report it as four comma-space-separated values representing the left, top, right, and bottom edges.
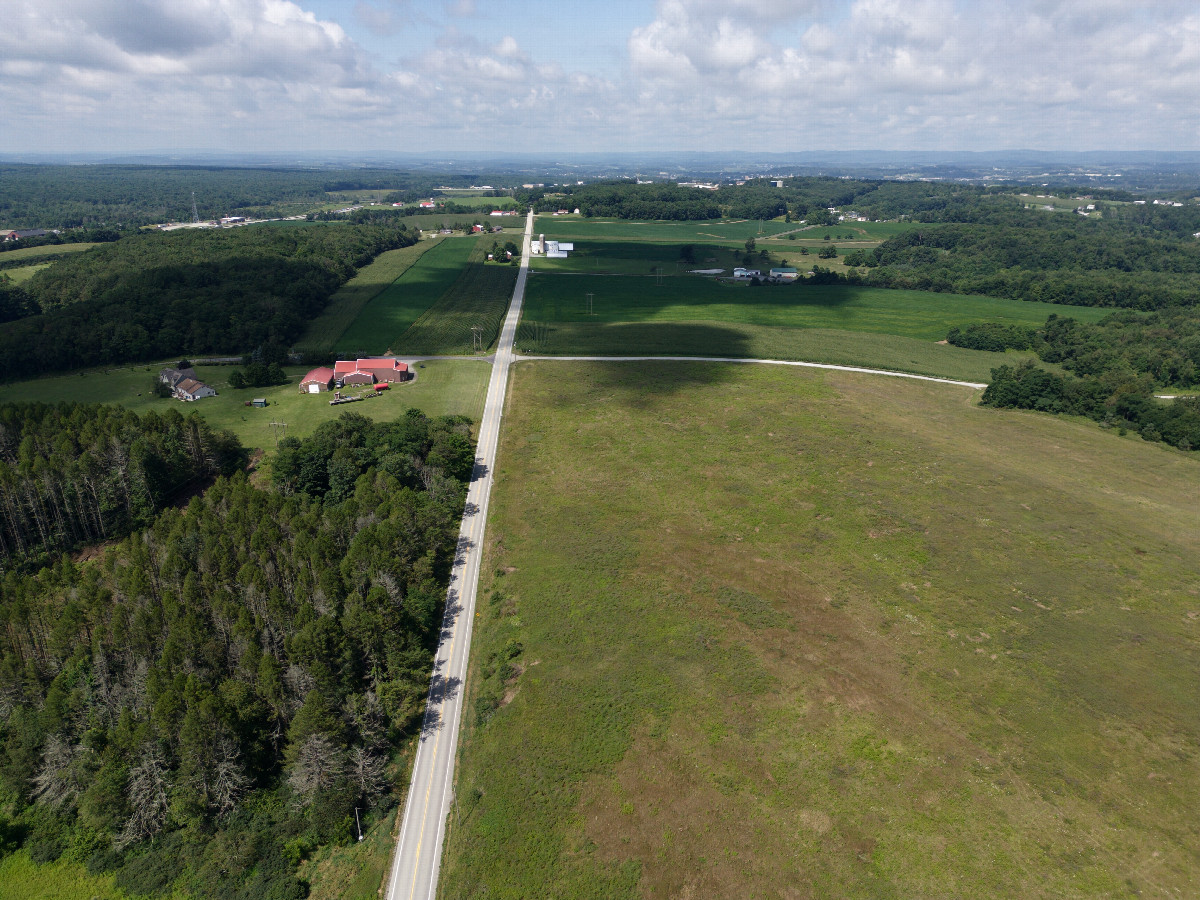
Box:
384, 217, 986, 900
385, 209, 534, 900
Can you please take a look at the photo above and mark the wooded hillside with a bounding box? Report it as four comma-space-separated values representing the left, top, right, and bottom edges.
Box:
0, 410, 472, 898
0, 224, 418, 380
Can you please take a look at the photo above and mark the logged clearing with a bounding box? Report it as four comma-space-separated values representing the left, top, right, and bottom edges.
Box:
441, 361, 1200, 900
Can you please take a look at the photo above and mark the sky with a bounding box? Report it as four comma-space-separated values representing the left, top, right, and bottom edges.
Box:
2, 0, 1199, 157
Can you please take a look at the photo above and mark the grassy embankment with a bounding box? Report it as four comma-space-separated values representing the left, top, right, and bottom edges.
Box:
0, 851, 126, 900
296, 239, 439, 354
517, 274, 1107, 382
442, 360, 1200, 899
0, 360, 490, 453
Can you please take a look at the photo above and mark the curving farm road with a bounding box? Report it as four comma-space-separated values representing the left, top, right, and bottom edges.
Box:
384, 209, 534, 900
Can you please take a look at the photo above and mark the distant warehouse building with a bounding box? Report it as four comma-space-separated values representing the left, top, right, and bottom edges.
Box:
770, 267, 799, 282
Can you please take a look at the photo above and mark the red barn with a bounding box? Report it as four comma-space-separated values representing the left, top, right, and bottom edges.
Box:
300, 367, 336, 393
332, 358, 410, 387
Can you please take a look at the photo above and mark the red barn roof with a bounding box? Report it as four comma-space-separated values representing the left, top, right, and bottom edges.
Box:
301, 367, 336, 385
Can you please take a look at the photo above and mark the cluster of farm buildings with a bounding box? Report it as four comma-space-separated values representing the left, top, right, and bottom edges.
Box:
529, 234, 574, 258
159, 366, 217, 401
299, 358, 411, 393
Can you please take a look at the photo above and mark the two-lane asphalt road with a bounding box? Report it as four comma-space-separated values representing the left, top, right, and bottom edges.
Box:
384, 210, 534, 900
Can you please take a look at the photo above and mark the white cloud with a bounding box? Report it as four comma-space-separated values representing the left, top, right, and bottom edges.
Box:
1, 0, 1199, 153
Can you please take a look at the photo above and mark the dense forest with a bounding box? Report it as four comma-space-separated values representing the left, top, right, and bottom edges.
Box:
0, 223, 418, 380
0, 410, 473, 898
0, 404, 243, 572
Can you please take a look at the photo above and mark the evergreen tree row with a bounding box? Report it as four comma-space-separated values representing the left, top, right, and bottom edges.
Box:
0, 403, 243, 572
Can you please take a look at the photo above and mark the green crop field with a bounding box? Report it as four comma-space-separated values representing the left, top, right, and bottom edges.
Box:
441, 360, 1200, 900
521, 275, 1108, 338
392, 244, 518, 356
515, 322, 1040, 383
334, 236, 477, 356
0, 359, 491, 453
297, 239, 439, 353
516, 275, 1107, 380
534, 216, 797, 242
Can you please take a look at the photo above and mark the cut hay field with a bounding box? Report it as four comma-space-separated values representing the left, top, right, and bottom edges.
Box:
0, 359, 491, 452
334, 236, 477, 356
296, 239, 438, 354
441, 360, 1200, 900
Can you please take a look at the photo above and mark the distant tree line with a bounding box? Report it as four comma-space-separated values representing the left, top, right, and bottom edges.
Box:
0, 165, 505, 229
0, 224, 418, 381
0, 410, 472, 898
848, 218, 1200, 308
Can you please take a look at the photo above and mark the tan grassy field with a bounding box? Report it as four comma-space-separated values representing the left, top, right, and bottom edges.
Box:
440, 360, 1200, 899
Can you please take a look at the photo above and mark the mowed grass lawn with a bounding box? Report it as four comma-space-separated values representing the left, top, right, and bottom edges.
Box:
0, 360, 491, 452
334, 236, 478, 356
441, 361, 1200, 900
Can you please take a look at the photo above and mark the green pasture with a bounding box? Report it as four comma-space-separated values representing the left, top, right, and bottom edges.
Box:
297, 239, 438, 353
3, 264, 51, 284
334, 236, 477, 356
521, 274, 1109, 340
534, 216, 796, 242
0, 359, 491, 453
441, 360, 1200, 899
0, 241, 99, 262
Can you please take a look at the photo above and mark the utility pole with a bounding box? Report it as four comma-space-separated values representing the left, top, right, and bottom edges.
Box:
354, 807, 363, 842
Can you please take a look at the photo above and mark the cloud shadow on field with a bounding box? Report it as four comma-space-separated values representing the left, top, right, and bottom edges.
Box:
522, 322, 755, 406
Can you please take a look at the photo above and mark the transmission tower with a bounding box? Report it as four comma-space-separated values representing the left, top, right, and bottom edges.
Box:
471, 325, 483, 351
269, 421, 287, 446
191, 192, 200, 224
585, 292, 594, 315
